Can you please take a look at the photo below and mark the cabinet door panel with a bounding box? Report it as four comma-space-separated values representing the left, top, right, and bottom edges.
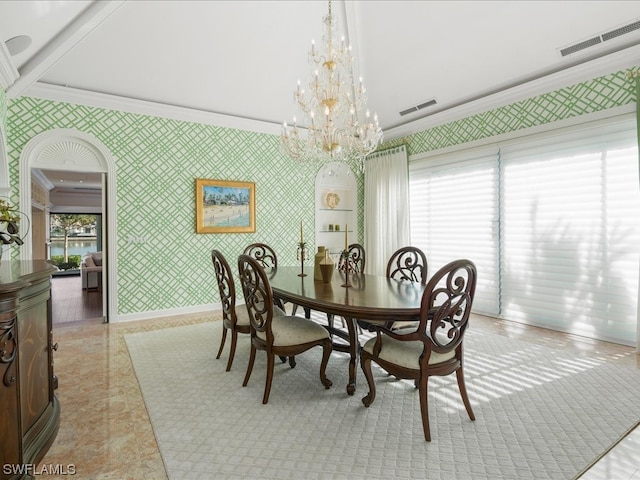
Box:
0, 314, 19, 470
19, 293, 50, 433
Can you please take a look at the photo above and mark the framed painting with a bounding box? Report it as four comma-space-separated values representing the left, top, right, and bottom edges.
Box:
195, 178, 256, 233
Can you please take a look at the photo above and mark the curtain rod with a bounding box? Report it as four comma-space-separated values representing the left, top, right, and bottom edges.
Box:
365, 144, 407, 161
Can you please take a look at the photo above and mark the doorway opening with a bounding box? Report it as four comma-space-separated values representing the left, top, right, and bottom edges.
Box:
48, 212, 104, 324
19, 128, 118, 322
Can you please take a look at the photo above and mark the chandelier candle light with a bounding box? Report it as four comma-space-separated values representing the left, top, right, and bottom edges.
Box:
281, 0, 383, 171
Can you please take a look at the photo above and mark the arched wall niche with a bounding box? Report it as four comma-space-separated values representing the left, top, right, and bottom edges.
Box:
19, 128, 117, 321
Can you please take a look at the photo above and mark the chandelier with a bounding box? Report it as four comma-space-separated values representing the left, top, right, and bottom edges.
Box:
280, 0, 383, 171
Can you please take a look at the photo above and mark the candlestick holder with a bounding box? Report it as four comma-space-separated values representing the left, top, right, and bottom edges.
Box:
297, 242, 309, 277
340, 249, 352, 287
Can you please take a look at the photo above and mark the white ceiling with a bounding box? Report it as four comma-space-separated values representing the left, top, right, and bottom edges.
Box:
2, 0, 640, 189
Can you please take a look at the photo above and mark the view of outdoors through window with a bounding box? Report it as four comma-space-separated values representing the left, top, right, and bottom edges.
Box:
50, 214, 101, 272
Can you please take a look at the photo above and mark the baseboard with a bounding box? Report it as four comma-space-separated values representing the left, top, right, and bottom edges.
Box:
110, 303, 221, 323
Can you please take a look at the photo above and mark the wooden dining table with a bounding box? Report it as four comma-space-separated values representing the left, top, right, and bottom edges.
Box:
269, 266, 425, 395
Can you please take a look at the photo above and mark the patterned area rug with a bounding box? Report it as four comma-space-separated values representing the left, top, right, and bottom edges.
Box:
125, 322, 640, 480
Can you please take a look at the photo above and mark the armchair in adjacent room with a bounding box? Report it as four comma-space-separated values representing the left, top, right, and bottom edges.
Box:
81, 251, 103, 290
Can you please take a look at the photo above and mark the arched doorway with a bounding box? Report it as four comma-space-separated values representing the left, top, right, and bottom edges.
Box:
19, 129, 117, 321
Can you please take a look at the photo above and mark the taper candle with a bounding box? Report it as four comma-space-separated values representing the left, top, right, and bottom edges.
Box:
344, 224, 348, 250
300, 221, 303, 243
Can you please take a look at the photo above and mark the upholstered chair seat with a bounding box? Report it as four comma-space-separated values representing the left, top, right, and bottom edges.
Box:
362, 334, 455, 369
257, 315, 330, 347
235, 307, 251, 327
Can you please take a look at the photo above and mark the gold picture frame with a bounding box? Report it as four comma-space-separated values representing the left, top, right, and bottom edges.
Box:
195, 178, 256, 233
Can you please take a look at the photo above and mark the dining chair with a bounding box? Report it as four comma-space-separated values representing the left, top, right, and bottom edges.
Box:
243, 243, 278, 272
356, 246, 428, 332
243, 242, 299, 314
212, 249, 284, 371
386, 246, 428, 284
360, 259, 477, 441
237, 254, 333, 404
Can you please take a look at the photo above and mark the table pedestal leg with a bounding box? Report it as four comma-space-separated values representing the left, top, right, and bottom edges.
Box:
345, 317, 359, 396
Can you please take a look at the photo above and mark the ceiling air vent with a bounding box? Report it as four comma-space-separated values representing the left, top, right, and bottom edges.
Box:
560, 37, 601, 57
399, 98, 437, 117
560, 18, 640, 57
602, 20, 640, 41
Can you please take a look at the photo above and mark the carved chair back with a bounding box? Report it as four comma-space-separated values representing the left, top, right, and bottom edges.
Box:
417, 259, 477, 359
386, 246, 428, 284
237, 254, 276, 344
243, 243, 278, 272
211, 249, 238, 327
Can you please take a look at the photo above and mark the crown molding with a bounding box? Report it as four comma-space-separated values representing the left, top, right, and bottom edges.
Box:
24, 82, 283, 136
31, 168, 55, 191
383, 43, 640, 141
18, 42, 640, 142
0, 42, 19, 90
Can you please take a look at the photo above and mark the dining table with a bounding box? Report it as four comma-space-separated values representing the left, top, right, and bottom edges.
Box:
269, 265, 425, 395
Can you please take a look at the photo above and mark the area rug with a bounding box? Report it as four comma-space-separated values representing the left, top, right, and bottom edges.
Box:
125, 322, 640, 480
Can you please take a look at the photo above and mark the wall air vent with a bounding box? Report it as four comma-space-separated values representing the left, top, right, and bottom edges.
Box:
399, 98, 437, 117
560, 18, 640, 57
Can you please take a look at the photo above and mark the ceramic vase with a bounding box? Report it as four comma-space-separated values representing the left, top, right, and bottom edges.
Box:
314, 246, 326, 281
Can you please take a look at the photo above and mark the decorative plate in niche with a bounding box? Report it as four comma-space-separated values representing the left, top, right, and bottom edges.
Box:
325, 192, 340, 209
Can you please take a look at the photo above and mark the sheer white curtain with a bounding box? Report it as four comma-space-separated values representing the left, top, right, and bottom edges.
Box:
364, 146, 410, 275
636, 79, 640, 352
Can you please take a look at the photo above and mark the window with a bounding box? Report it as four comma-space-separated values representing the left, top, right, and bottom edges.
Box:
409, 114, 639, 345
49, 213, 102, 272
409, 147, 500, 315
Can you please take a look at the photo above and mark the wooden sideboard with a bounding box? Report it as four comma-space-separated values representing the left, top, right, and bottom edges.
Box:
0, 261, 60, 480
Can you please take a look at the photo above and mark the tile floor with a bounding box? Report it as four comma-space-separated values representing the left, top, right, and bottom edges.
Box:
40, 286, 640, 479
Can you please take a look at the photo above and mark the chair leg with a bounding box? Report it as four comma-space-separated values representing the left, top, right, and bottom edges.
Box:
360, 353, 377, 407
291, 303, 298, 315
418, 375, 431, 442
456, 367, 476, 421
225, 330, 238, 372
288, 356, 296, 368
319, 341, 333, 389
242, 345, 256, 387
216, 326, 227, 360
263, 353, 275, 404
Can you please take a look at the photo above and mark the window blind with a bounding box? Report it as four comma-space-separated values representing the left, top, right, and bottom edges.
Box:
409, 146, 500, 315
408, 114, 639, 345
500, 117, 639, 344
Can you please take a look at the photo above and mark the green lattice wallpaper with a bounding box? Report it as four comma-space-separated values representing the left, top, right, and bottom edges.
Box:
6, 97, 329, 315
382, 69, 638, 155
2, 66, 635, 317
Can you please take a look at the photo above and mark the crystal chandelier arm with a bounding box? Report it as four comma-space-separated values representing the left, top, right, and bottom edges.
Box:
281, 0, 383, 169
